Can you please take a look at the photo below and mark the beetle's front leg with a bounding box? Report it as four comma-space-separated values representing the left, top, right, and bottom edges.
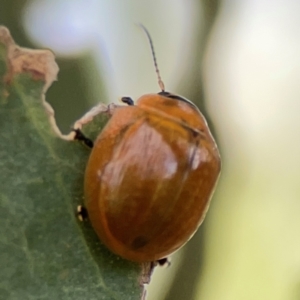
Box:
77, 205, 88, 222
73, 128, 94, 148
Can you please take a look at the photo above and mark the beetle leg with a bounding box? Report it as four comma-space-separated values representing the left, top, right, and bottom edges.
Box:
72, 128, 94, 148
157, 257, 171, 267
77, 205, 89, 222
121, 97, 134, 106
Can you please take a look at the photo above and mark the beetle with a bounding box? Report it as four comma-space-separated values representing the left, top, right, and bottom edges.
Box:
76, 25, 221, 263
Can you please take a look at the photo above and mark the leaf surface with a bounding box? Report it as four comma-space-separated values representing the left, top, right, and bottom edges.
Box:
0, 26, 147, 300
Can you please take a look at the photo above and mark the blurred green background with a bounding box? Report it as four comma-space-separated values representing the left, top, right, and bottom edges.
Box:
2, 0, 300, 299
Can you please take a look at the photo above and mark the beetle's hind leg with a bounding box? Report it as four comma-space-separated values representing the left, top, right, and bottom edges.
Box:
156, 257, 171, 267
73, 128, 94, 148
149, 258, 170, 272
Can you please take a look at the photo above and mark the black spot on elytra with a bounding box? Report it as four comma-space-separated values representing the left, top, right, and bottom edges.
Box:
131, 236, 148, 249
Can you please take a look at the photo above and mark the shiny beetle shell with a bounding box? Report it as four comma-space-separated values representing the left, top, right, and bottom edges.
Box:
84, 92, 221, 262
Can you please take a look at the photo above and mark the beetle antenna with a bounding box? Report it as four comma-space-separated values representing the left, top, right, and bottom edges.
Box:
138, 24, 165, 92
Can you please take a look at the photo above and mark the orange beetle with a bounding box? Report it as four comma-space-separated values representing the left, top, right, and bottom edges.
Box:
82, 26, 221, 262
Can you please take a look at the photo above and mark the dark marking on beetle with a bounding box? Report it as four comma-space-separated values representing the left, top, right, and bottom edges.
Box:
73, 128, 94, 148
187, 138, 201, 171
180, 124, 204, 141
131, 236, 148, 249
159, 92, 186, 102
158, 91, 198, 110
190, 128, 201, 138
114, 123, 133, 146
121, 97, 134, 106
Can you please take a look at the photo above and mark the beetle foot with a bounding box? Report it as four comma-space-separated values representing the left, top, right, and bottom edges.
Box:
121, 97, 134, 106
151, 257, 171, 267
156, 257, 171, 267
77, 205, 89, 222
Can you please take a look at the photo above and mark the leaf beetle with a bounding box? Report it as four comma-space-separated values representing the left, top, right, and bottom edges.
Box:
77, 25, 221, 263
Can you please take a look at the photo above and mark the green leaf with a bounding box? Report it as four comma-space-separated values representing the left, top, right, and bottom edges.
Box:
0, 26, 149, 300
